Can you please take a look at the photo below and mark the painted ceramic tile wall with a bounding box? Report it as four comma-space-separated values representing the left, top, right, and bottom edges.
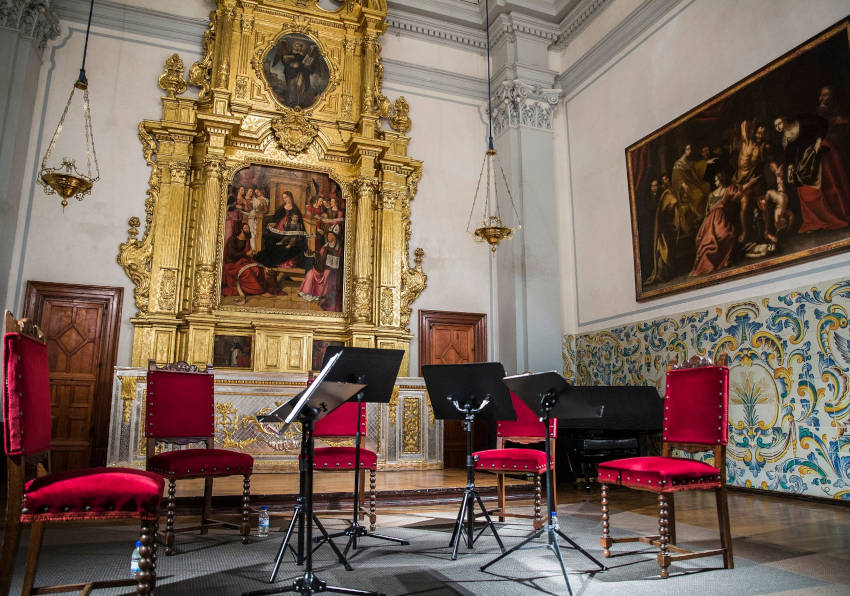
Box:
564, 276, 850, 500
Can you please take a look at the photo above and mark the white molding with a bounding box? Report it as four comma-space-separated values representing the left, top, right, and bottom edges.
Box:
553, 0, 609, 49
386, 9, 486, 49
382, 57, 489, 100
555, 0, 681, 94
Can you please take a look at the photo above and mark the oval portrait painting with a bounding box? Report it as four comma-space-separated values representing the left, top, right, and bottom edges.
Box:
262, 33, 330, 109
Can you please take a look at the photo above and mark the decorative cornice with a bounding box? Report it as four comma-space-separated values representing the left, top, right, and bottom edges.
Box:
556, 0, 681, 95
53, 0, 207, 44
492, 79, 562, 136
386, 8, 485, 49
382, 57, 488, 101
1, 0, 61, 51
553, 0, 609, 49
490, 12, 560, 49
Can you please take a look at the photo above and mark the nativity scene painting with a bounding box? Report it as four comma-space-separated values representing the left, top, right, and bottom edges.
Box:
627, 23, 850, 300
261, 32, 330, 109
220, 164, 346, 312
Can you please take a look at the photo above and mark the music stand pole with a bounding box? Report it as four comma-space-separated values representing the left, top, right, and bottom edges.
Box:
480, 386, 605, 596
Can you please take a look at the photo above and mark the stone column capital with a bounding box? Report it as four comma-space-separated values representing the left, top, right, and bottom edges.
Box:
492, 79, 563, 136
1, 0, 60, 52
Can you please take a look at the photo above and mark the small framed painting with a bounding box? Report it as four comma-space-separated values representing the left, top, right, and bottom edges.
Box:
213, 335, 254, 369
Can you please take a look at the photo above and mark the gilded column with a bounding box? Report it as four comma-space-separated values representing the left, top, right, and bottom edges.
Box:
192, 156, 224, 313
352, 177, 377, 322
341, 25, 360, 121
213, 1, 236, 91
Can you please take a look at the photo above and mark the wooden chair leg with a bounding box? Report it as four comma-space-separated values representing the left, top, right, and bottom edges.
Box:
668, 492, 676, 545
657, 492, 671, 579
165, 478, 176, 555
0, 515, 23, 596
600, 483, 612, 557
369, 468, 377, 531
21, 522, 45, 596
136, 519, 157, 595
716, 486, 734, 569
241, 475, 251, 543
201, 477, 213, 534
533, 474, 543, 530
496, 473, 506, 523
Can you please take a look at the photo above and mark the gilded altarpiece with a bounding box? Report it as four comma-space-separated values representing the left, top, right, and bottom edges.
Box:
114, 1, 434, 470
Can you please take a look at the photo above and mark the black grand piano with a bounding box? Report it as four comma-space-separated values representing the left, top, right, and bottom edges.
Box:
555, 385, 663, 488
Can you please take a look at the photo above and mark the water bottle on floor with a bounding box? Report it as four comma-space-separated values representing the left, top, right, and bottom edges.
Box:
258, 506, 270, 536
130, 540, 142, 576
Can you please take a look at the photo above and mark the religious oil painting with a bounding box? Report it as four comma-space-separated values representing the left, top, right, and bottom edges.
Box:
628, 18, 850, 301
311, 339, 345, 371
213, 335, 253, 369
220, 164, 346, 313
262, 32, 330, 109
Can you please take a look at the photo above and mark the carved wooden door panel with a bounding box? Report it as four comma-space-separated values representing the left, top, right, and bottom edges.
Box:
24, 282, 123, 471
419, 310, 487, 469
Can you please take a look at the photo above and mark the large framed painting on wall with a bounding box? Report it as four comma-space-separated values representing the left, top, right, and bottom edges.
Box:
628, 18, 850, 301
219, 163, 346, 312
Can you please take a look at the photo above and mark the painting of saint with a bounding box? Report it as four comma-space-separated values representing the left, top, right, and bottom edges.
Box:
220, 164, 346, 313
262, 33, 330, 109
627, 18, 850, 301
213, 335, 253, 369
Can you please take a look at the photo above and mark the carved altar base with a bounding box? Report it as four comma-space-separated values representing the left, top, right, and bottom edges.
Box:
108, 368, 441, 472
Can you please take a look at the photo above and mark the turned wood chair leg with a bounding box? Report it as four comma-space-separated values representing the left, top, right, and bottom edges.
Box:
716, 486, 734, 569
497, 473, 506, 523
657, 492, 671, 579
21, 522, 45, 596
369, 468, 377, 531
600, 483, 612, 557
201, 477, 213, 535
241, 475, 251, 543
533, 474, 543, 530
0, 515, 22, 596
137, 519, 157, 595
668, 492, 677, 546
165, 478, 176, 555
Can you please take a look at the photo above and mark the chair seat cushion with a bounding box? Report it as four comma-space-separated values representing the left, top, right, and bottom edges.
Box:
473, 448, 548, 473
598, 456, 722, 492
22, 467, 164, 522
148, 448, 253, 478
312, 446, 377, 470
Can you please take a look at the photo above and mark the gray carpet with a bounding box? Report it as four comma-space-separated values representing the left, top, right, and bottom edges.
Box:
5, 512, 829, 595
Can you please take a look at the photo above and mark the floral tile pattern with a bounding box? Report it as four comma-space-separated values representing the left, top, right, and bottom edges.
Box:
563, 278, 850, 500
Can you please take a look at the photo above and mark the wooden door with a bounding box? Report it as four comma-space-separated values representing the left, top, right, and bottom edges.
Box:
419, 310, 487, 468
24, 282, 123, 471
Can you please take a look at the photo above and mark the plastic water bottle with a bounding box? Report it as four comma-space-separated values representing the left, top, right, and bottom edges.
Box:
130, 540, 142, 576
258, 506, 270, 536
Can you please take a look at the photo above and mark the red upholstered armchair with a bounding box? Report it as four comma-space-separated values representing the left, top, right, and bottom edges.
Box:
473, 392, 557, 529
146, 360, 253, 555
312, 401, 378, 530
598, 359, 733, 578
0, 311, 162, 595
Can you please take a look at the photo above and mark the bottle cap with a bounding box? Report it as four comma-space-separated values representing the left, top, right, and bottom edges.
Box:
261, 506, 268, 510
136, 540, 142, 547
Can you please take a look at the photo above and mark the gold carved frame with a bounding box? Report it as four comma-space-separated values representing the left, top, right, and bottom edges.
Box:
118, 0, 425, 375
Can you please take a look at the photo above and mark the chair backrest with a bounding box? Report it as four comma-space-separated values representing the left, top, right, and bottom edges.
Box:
663, 362, 729, 447
497, 392, 556, 443
145, 360, 215, 442
314, 401, 366, 439
3, 311, 51, 458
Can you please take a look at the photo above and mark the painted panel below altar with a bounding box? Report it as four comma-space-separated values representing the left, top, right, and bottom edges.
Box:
108, 368, 442, 471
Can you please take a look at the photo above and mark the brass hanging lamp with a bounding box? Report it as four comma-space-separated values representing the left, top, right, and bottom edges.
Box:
466, 0, 521, 252
38, 0, 100, 208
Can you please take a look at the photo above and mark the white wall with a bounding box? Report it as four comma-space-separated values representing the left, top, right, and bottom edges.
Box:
558, 0, 850, 334
9, 7, 492, 371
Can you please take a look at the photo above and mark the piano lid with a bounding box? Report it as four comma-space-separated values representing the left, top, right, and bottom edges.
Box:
558, 385, 662, 431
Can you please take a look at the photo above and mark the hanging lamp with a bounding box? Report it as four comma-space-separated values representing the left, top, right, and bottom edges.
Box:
466, 0, 521, 252
38, 0, 100, 208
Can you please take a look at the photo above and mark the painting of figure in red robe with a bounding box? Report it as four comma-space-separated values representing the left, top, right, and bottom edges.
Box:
220, 163, 346, 313
627, 18, 850, 301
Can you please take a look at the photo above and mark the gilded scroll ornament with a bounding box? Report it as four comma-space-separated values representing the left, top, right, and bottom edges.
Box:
353, 277, 372, 321
215, 401, 256, 449
400, 248, 426, 330
118, 217, 153, 314
388, 386, 399, 426
235, 75, 249, 100
380, 287, 394, 327
402, 396, 421, 454
158, 54, 187, 97
119, 376, 138, 424
188, 12, 215, 100
271, 110, 319, 155
158, 269, 178, 311
193, 264, 216, 311
390, 97, 411, 134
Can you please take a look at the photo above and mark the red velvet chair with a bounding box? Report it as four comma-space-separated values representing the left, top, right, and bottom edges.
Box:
145, 360, 253, 555
312, 401, 377, 529
598, 359, 733, 578
0, 311, 162, 595
473, 392, 557, 529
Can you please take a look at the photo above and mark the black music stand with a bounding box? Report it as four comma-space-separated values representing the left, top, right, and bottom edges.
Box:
314, 347, 410, 555
243, 352, 381, 596
480, 372, 606, 596
422, 362, 515, 560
